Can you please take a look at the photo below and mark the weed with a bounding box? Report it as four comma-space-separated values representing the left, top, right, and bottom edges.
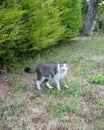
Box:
99, 99, 104, 105
89, 74, 104, 84
55, 101, 77, 117
0, 106, 13, 118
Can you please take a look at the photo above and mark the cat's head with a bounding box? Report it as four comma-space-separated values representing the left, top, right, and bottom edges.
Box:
60, 61, 69, 71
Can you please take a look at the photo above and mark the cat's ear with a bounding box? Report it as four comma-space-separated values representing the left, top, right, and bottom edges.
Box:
64, 61, 70, 66
66, 61, 70, 64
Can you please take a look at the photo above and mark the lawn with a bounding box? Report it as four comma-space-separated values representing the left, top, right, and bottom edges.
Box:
0, 36, 104, 130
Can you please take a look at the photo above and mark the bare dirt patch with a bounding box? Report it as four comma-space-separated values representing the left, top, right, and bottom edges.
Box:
0, 75, 12, 101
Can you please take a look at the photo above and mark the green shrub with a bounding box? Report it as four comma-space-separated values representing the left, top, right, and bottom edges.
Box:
56, 0, 81, 39
0, 0, 81, 70
0, 4, 26, 69
22, 0, 65, 50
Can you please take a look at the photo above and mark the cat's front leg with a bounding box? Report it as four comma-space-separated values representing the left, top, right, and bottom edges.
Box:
46, 82, 53, 89
54, 79, 61, 90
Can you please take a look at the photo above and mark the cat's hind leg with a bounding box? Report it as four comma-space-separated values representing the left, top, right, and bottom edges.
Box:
36, 80, 42, 90
36, 77, 45, 90
44, 79, 53, 89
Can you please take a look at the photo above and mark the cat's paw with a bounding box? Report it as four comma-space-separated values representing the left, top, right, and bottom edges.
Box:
64, 84, 69, 88
57, 88, 61, 91
37, 87, 42, 90
48, 86, 53, 89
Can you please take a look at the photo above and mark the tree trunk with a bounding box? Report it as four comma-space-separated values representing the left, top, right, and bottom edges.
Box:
80, 0, 99, 35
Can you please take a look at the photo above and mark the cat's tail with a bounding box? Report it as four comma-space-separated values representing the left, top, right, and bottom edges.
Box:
24, 67, 36, 73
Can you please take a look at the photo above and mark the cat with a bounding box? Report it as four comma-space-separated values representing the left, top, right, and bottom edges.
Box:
24, 61, 69, 90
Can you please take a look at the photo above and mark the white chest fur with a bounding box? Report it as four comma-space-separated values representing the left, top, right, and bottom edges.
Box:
54, 64, 68, 80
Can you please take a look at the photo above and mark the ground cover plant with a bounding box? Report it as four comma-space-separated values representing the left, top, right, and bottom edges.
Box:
0, 36, 104, 129
89, 74, 104, 84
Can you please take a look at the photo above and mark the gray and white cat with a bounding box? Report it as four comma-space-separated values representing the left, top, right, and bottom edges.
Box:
24, 61, 69, 90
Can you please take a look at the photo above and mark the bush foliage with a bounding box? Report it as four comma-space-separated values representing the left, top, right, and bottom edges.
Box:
0, 0, 81, 70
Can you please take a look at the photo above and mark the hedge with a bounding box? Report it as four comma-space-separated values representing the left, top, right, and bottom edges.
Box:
0, 0, 81, 70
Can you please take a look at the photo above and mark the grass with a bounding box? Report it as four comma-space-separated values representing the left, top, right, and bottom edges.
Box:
55, 101, 77, 117
0, 36, 104, 130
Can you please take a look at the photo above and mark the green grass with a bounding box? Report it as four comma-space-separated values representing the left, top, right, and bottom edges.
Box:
0, 36, 104, 130
63, 83, 87, 96
55, 101, 77, 117
0, 105, 13, 118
